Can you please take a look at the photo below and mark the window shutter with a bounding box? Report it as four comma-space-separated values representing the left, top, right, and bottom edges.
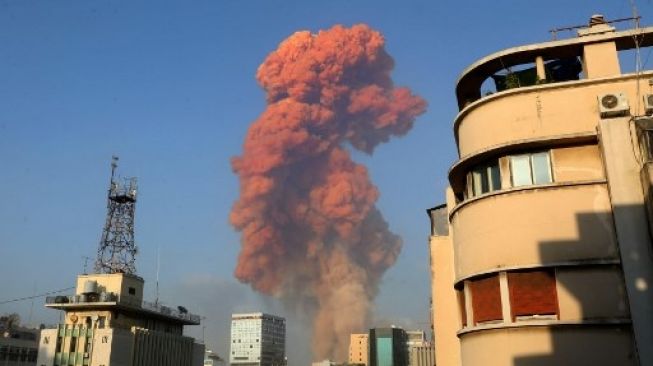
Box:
508, 269, 558, 319
470, 274, 502, 324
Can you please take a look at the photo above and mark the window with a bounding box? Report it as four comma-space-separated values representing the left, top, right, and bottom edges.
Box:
469, 274, 502, 324
70, 336, 77, 352
508, 269, 558, 320
467, 159, 501, 198
510, 151, 552, 186
128, 287, 136, 295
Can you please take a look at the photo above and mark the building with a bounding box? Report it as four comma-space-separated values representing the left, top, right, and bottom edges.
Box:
429, 14, 653, 366
36, 158, 204, 366
204, 349, 226, 366
407, 345, 434, 366
0, 325, 40, 366
348, 333, 368, 366
311, 360, 336, 366
368, 328, 407, 366
35, 273, 204, 366
404, 331, 433, 366
404, 331, 426, 348
229, 313, 285, 366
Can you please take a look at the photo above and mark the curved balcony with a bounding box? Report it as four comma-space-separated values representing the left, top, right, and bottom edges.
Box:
454, 72, 653, 159
450, 181, 618, 280
459, 324, 635, 365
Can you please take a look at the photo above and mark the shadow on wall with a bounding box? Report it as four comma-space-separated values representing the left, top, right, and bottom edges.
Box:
513, 206, 651, 366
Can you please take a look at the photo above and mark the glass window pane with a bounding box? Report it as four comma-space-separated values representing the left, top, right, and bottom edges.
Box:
511, 155, 532, 186
488, 162, 501, 191
531, 152, 552, 184
472, 168, 488, 196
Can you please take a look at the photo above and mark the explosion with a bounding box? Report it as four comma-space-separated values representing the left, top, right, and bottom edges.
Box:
230, 24, 426, 360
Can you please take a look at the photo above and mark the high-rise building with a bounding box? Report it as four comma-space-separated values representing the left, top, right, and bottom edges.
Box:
429, 14, 653, 366
368, 328, 407, 366
36, 159, 204, 366
229, 313, 286, 366
348, 333, 368, 366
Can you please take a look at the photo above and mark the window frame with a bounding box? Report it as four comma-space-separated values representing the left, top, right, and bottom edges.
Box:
467, 159, 502, 198
509, 151, 553, 187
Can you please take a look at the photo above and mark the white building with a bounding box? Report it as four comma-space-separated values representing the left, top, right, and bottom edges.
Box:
36, 273, 204, 366
229, 313, 285, 366
204, 349, 225, 366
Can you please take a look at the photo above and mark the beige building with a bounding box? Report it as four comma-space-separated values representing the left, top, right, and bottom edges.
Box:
348, 333, 368, 366
36, 273, 204, 366
429, 15, 653, 366
407, 345, 434, 366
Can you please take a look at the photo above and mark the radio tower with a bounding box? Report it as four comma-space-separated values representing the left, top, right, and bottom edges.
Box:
95, 156, 138, 274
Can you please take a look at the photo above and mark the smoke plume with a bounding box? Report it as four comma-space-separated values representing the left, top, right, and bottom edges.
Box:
230, 24, 426, 360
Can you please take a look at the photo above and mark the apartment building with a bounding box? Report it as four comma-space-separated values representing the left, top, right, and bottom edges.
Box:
429, 15, 653, 366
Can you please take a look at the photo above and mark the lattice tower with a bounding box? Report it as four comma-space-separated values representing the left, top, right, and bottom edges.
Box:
95, 156, 138, 274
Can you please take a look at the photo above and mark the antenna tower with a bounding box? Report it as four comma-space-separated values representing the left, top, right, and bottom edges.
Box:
95, 156, 138, 274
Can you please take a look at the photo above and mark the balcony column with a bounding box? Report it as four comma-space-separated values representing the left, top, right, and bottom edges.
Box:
535, 56, 546, 82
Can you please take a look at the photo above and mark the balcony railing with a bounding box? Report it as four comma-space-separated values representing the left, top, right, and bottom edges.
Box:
45, 293, 200, 323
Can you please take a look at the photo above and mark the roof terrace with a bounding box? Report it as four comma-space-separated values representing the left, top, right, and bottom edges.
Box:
456, 15, 653, 110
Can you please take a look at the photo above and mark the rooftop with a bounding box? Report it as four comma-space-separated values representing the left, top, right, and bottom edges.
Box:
456, 18, 653, 109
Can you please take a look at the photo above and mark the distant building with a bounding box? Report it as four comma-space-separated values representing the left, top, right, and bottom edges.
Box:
230, 313, 285, 366
311, 360, 336, 366
348, 333, 368, 366
407, 344, 434, 366
404, 331, 426, 347
204, 349, 226, 366
368, 328, 407, 366
404, 330, 433, 366
36, 272, 204, 366
0, 326, 40, 365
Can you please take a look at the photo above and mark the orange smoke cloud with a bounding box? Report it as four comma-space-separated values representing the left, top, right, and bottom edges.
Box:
230, 24, 426, 360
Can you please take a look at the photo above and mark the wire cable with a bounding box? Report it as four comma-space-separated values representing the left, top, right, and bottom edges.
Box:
0, 287, 74, 306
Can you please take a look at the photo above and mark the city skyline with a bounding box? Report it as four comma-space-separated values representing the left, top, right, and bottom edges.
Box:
1, 1, 652, 365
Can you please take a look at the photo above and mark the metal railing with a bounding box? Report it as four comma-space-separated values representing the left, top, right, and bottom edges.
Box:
44, 293, 200, 323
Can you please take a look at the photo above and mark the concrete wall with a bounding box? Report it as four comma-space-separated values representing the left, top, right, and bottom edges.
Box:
451, 183, 618, 280
36, 329, 57, 366
556, 266, 630, 321
459, 326, 636, 366
455, 73, 653, 158
76, 273, 144, 305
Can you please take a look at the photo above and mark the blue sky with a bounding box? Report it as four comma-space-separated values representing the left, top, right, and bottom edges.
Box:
1, 1, 651, 364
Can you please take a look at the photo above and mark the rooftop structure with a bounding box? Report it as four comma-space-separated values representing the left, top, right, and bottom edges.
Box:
429, 14, 653, 366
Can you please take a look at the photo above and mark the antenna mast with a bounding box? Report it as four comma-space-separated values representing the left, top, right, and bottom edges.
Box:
95, 156, 139, 274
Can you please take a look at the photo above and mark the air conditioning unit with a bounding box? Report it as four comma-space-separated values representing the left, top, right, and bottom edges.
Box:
598, 92, 630, 118
644, 94, 653, 116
